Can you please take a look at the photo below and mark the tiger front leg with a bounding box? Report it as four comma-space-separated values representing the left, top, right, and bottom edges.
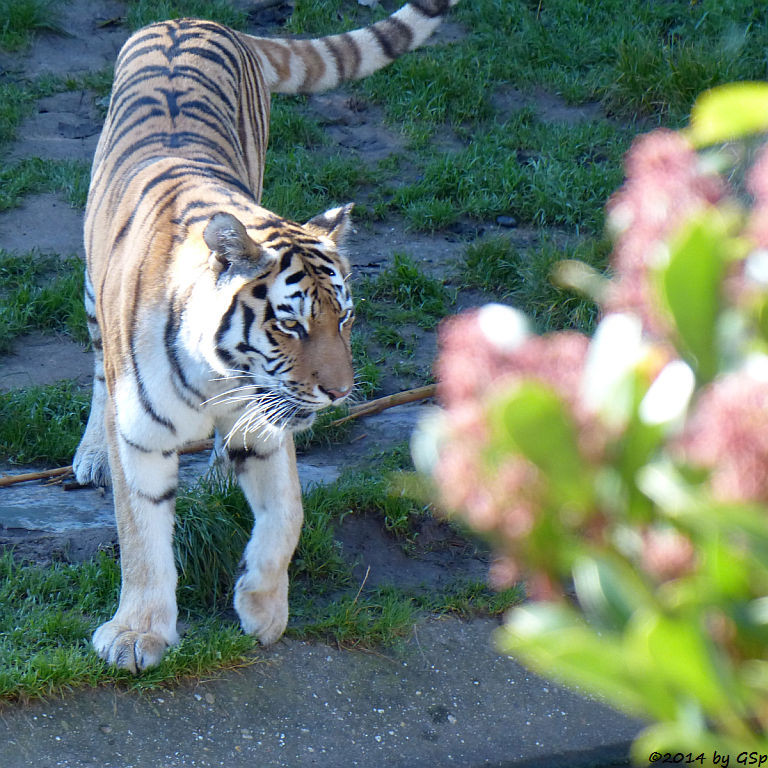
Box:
92, 402, 181, 672
226, 434, 303, 645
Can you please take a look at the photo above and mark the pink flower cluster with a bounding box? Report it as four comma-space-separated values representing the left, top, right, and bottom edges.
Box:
432, 309, 595, 596
604, 129, 725, 336
639, 526, 696, 583
748, 144, 768, 250
677, 372, 768, 504
436, 309, 589, 419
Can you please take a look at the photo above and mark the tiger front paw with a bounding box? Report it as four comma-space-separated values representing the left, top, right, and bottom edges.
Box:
73, 442, 112, 487
234, 572, 289, 646
92, 620, 178, 673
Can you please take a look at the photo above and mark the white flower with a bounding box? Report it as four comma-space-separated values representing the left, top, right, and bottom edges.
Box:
580, 313, 645, 428
476, 303, 530, 352
639, 360, 695, 426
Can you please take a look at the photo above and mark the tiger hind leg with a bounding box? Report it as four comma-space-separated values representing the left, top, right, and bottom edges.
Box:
73, 272, 111, 486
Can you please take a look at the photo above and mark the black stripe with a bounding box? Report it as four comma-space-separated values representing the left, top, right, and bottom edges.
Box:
165, 290, 206, 402
227, 446, 275, 467
242, 304, 256, 339
119, 430, 152, 453
216, 346, 235, 364
323, 36, 349, 81
369, 19, 413, 60
128, 269, 177, 434
137, 487, 177, 504
285, 270, 306, 285
265, 359, 287, 375
214, 297, 238, 365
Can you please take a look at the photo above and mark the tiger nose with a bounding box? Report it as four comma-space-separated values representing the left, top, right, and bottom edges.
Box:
321, 385, 351, 402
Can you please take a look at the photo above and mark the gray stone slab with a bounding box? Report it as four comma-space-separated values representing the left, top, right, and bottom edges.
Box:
0, 451, 340, 534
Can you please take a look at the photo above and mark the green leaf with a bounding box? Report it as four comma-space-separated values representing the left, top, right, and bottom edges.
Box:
499, 603, 655, 717
657, 214, 729, 382
488, 383, 591, 508
687, 82, 768, 148
625, 610, 729, 718
572, 554, 652, 631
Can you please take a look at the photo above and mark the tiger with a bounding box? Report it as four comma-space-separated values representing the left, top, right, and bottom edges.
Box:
71, 0, 460, 672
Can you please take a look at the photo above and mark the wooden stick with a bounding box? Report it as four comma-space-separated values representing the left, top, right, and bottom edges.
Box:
179, 438, 214, 455
327, 384, 436, 427
0, 385, 436, 488
0, 466, 73, 487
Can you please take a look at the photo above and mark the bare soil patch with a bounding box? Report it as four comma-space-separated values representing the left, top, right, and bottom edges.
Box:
0, 192, 86, 256
0, 332, 92, 392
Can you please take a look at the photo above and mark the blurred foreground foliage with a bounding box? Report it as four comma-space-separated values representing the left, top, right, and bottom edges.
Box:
415, 83, 768, 757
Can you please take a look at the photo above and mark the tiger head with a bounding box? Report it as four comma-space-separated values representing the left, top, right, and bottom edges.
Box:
201, 205, 356, 433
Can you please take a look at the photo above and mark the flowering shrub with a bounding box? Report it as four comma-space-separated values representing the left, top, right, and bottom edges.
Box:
413, 84, 768, 756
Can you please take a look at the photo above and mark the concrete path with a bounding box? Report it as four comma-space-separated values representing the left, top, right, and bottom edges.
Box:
0, 617, 640, 768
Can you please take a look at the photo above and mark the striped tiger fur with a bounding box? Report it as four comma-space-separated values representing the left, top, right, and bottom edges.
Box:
72, 0, 460, 671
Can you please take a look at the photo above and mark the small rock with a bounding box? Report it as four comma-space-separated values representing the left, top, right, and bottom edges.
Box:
496, 215, 517, 228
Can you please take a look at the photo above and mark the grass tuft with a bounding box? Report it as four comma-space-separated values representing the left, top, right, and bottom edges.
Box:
0, 250, 88, 353
0, 158, 90, 212
355, 252, 452, 331
126, 0, 247, 31
0, 381, 90, 465
458, 234, 610, 333
0, 0, 60, 52
292, 585, 418, 647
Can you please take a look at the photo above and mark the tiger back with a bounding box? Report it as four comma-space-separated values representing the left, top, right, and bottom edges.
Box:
73, 0, 459, 672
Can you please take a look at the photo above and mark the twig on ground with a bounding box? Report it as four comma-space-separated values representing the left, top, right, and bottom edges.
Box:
326, 384, 436, 428
0, 466, 73, 487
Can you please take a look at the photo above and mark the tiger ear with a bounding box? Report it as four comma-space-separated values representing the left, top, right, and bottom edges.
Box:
204, 212, 265, 273
304, 203, 354, 245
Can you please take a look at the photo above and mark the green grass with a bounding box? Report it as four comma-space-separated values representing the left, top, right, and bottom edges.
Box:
0, 381, 90, 465
458, 234, 611, 333
126, 0, 247, 30
0, 83, 38, 147
262, 148, 373, 223
0, 0, 60, 52
0, 73, 113, 151
377, 112, 629, 233
355, 252, 453, 331
0, 551, 259, 702
0, 250, 88, 353
0, 158, 90, 211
